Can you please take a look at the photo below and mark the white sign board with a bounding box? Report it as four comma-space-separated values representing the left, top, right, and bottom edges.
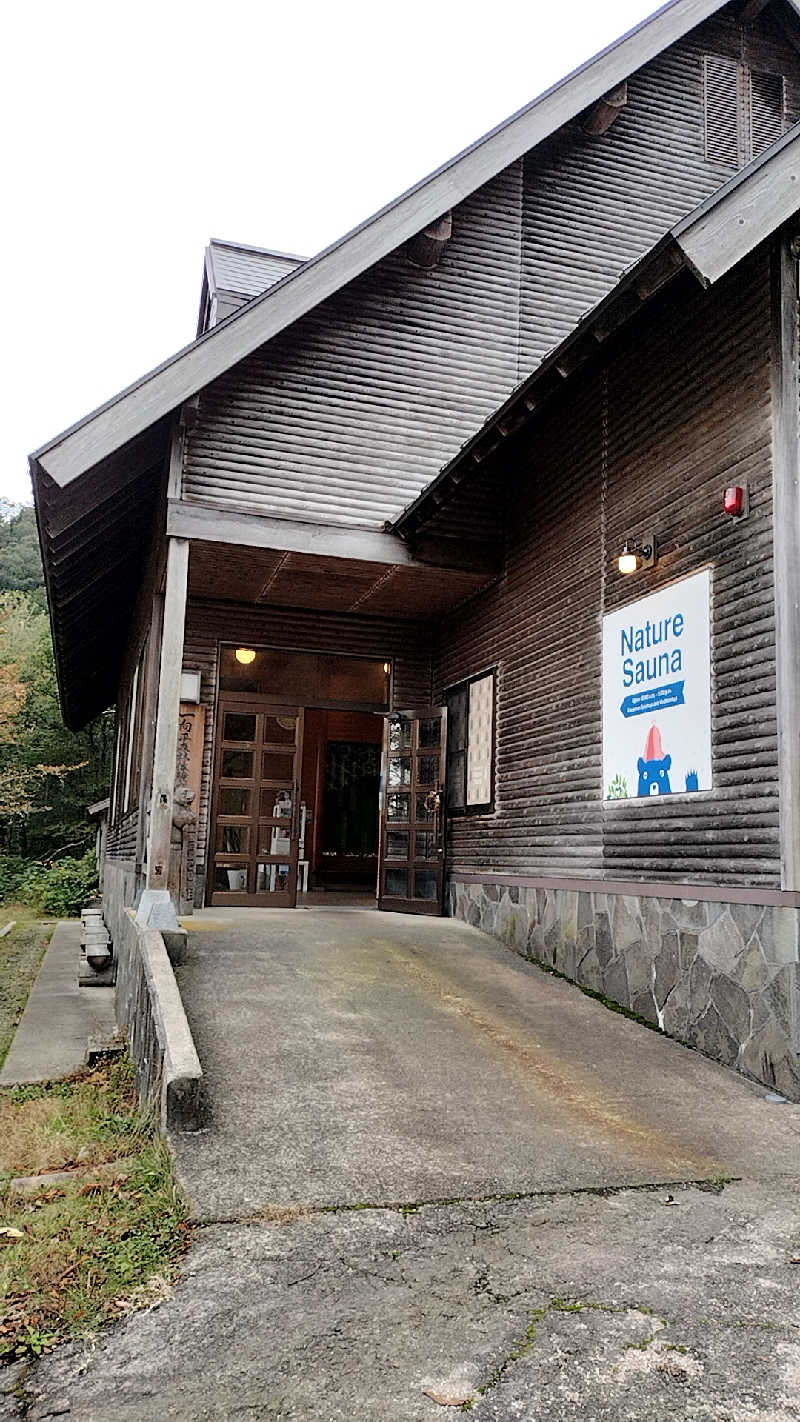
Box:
602, 569, 711, 802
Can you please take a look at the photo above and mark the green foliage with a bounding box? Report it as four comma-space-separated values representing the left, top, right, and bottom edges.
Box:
0, 506, 44, 594
0, 855, 29, 901
0, 575, 113, 858
11, 851, 98, 917
0, 1058, 189, 1360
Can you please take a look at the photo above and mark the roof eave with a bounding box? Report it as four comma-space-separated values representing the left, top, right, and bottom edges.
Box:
32, 0, 733, 490
393, 125, 800, 537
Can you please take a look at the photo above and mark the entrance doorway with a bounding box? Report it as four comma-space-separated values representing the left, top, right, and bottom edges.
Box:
208, 646, 447, 913
301, 710, 382, 893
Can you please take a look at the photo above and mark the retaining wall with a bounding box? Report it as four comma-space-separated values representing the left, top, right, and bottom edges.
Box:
105, 862, 203, 1131
449, 879, 800, 1100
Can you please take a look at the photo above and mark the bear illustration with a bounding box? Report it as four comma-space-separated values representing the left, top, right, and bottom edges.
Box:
637, 724, 671, 797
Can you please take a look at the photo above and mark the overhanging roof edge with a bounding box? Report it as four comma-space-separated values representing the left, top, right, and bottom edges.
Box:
33, 0, 732, 489
392, 126, 800, 536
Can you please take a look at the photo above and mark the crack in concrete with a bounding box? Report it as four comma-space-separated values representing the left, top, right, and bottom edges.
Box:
188, 1174, 736, 1230
464, 1298, 669, 1409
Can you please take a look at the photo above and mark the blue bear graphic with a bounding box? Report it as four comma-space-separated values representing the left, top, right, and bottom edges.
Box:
637, 724, 672, 797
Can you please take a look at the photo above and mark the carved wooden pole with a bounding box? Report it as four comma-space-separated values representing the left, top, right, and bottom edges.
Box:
146, 537, 189, 895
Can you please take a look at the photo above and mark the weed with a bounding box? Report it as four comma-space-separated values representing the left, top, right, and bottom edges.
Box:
0, 1058, 188, 1362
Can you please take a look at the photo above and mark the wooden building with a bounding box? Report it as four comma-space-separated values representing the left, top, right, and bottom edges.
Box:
31, 0, 800, 1096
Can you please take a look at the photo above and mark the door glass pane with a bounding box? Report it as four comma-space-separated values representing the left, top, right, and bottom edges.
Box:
263, 714, 297, 745
260, 822, 292, 856
387, 792, 410, 821
418, 718, 440, 748
261, 788, 293, 819
389, 717, 412, 751
388, 756, 411, 787
416, 793, 434, 823
262, 751, 294, 781
222, 749, 253, 778
386, 830, 409, 858
224, 713, 256, 742
384, 867, 409, 897
415, 831, 435, 860
214, 865, 248, 892
219, 787, 250, 816
414, 869, 438, 900
418, 756, 439, 786
256, 862, 292, 893
216, 825, 250, 854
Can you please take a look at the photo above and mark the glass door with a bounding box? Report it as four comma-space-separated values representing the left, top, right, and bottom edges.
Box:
378, 710, 446, 915
210, 700, 304, 906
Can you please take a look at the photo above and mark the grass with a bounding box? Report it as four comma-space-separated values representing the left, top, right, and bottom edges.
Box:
0, 908, 54, 1070
0, 1057, 189, 1363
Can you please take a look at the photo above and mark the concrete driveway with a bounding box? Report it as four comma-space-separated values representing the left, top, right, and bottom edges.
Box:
170, 908, 797, 1218
17, 909, 800, 1422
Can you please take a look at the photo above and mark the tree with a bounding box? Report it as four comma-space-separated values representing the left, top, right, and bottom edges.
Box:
0, 590, 113, 857
0, 507, 44, 594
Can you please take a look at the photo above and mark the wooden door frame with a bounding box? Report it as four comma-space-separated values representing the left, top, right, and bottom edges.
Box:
208, 695, 304, 907
378, 707, 447, 916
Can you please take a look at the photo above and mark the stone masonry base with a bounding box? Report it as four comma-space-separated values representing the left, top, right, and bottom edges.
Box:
449, 879, 800, 1100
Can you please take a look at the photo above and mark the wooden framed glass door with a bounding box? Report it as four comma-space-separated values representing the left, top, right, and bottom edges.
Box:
378, 709, 446, 915
210, 699, 304, 906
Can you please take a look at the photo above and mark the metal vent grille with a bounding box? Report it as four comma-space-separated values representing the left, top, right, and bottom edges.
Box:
750, 70, 785, 157
704, 55, 740, 165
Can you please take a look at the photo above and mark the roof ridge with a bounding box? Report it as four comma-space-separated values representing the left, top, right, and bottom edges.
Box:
31, 0, 755, 482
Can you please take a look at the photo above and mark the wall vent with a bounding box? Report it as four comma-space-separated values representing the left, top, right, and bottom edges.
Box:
750, 69, 785, 157
704, 55, 740, 165
704, 55, 785, 167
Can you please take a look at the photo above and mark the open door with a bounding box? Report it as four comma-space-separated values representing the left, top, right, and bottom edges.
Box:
378, 709, 446, 915
210, 700, 304, 906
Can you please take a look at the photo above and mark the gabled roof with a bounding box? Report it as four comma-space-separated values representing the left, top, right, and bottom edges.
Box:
393, 123, 800, 540
207, 239, 305, 300
197, 240, 305, 335
31, 0, 778, 490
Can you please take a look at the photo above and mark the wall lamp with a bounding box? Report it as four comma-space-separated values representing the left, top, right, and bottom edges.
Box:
617, 534, 658, 575
235, 648, 257, 665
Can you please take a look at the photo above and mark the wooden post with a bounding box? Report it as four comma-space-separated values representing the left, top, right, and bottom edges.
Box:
146, 537, 189, 894
771, 235, 800, 890
135, 590, 164, 876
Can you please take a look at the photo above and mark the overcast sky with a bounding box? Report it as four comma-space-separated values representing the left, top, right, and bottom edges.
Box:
4, 0, 663, 505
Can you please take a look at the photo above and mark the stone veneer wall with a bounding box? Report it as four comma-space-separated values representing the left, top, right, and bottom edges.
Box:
449, 880, 800, 1100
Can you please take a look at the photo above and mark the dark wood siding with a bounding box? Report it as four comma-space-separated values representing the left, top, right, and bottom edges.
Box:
183, 600, 433, 877
434, 247, 779, 887
519, 14, 800, 370
183, 163, 524, 529
182, 13, 800, 533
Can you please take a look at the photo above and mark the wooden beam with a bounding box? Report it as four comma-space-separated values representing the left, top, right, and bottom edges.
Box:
168, 498, 420, 566
146, 538, 189, 894
771, 235, 800, 889
169, 498, 492, 574
676, 130, 800, 286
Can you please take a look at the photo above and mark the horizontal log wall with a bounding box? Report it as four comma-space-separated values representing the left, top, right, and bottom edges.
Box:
435, 247, 779, 887
520, 11, 800, 368
105, 808, 139, 863
184, 163, 523, 530
181, 12, 800, 532
183, 599, 433, 888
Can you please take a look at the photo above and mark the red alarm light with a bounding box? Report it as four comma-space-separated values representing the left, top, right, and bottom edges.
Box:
723, 485, 747, 517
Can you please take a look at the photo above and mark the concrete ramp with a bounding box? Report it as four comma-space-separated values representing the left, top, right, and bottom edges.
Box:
171, 909, 800, 1220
